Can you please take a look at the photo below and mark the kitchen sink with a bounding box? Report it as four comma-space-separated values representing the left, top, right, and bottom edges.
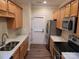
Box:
0, 41, 19, 51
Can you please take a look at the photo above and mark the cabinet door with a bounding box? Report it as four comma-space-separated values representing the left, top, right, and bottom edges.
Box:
20, 47, 24, 59
70, 0, 78, 16
20, 41, 26, 59
20, 39, 28, 59
24, 40, 28, 56
0, 0, 7, 11
56, 9, 61, 28
15, 7, 23, 28
65, 4, 70, 17
60, 7, 65, 29
53, 11, 58, 19
7, 1, 22, 29
13, 48, 20, 59
8, 1, 16, 13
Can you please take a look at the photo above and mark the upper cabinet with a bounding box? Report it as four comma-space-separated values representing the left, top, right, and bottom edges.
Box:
15, 6, 23, 28
70, 0, 78, 16
7, 1, 23, 29
60, 7, 65, 29
65, 4, 70, 17
0, 0, 7, 11
0, 0, 23, 29
0, 0, 8, 17
53, 11, 58, 19
56, 9, 61, 28
8, 1, 16, 14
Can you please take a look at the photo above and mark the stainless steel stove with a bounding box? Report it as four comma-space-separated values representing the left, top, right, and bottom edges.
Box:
54, 35, 79, 59
55, 35, 79, 53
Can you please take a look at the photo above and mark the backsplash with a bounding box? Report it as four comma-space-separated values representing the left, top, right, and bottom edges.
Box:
0, 18, 22, 41
61, 30, 70, 41
0, 18, 8, 40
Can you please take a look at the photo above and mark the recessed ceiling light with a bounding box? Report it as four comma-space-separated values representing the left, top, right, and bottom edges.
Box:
43, 1, 47, 4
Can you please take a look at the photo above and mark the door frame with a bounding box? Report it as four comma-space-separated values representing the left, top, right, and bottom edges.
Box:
31, 16, 47, 44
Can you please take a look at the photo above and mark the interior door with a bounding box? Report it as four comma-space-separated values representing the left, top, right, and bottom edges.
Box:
31, 17, 46, 44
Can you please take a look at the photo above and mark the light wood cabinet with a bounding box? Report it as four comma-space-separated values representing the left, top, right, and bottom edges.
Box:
11, 38, 28, 59
56, 9, 61, 28
7, 1, 23, 29
20, 39, 28, 59
13, 48, 20, 59
60, 7, 65, 29
53, 11, 58, 19
7, 1, 15, 18
0, 0, 7, 11
8, 1, 16, 14
0, 0, 8, 17
0, 0, 15, 18
65, 4, 70, 17
15, 6, 23, 28
20, 41, 26, 59
70, 0, 78, 16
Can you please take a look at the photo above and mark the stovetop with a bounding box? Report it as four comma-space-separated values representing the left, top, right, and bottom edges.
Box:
55, 35, 79, 53
55, 42, 78, 52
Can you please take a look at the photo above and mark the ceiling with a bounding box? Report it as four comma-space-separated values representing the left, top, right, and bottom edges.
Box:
31, 0, 65, 7
11, 0, 66, 8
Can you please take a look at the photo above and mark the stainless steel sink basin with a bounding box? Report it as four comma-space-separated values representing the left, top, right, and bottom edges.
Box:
0, 41, 19, 51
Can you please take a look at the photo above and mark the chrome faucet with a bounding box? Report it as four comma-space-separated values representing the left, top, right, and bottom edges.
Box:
1, 33, 8, 46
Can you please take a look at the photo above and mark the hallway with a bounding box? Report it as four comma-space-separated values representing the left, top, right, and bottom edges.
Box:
26, 44, 52, 59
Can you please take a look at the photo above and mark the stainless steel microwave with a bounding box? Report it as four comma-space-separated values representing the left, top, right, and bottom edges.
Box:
69, 16, 78, 33
62, 17, 70, 30
62, 16, 77, 33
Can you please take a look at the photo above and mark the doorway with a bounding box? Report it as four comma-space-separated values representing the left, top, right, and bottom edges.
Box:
31, 17, 46, 44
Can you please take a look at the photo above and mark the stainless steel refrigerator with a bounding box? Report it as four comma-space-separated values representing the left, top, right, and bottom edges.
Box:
46, 20, 56, 35
46, 20, 56, 49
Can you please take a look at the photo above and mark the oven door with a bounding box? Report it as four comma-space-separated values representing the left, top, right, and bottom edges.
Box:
53, 47, 61, 59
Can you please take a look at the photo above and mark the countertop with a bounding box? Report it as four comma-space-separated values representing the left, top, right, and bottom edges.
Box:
62, 52, 79, 59
50, 35, 68, 42
0, 34, 28, 59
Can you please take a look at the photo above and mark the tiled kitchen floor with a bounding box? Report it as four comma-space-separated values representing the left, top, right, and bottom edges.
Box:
26, 44, 52, 59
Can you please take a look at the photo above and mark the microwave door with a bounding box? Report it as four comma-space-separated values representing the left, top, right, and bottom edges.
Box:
62, 21, 69, 29
68, 21, 73, 31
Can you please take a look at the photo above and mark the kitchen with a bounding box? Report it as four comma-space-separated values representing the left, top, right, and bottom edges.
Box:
0, 0, 79, 59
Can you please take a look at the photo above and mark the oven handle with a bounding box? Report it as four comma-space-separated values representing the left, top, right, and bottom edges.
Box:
53, 47, 61, 59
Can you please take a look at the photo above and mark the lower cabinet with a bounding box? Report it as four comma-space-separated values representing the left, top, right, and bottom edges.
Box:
20, 39, 28, 59
13, 48, 20, 59
11, 38, 28, 59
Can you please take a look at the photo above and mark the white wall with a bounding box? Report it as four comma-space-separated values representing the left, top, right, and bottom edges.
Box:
21, 3, 31, 35
32, 6, 53, 21
21, 3, 31, 51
